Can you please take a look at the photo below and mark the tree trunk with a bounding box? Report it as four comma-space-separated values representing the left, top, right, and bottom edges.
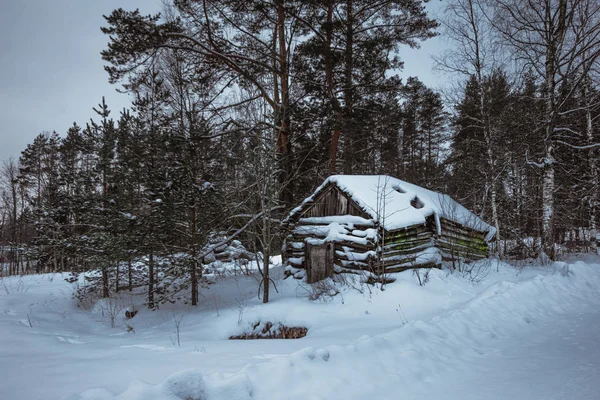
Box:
102, 266, 109, 298
275, 0, 292, 206
115, 262, 120, 292
11, 163, 18, 276
191, 258, 198, 306
485, 134, 501, 256
469, 0, 501, 257
324, 0, 342, 173
128, 257, 132, 291
586, 90, 598, 252
541, 142, 555, 259
262, 251, 270, 304
540, 1, 561, 259
190, 205, 199, 306
342, 0, 354, 174
148, 250, 155, 309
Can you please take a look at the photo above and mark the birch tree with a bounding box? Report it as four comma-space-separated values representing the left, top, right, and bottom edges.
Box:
0, 158, 20, 275
491, 0, 600, 258
435, 0, 504, 255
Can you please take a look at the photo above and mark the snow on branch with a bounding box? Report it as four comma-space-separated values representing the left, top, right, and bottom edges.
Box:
554, 140, 600, 150
525, 149, 546, 169
200, 205, 285, 259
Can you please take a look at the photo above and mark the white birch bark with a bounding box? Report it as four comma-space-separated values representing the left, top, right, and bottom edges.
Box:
439, 0, 502, 255
585, 80, 598, 251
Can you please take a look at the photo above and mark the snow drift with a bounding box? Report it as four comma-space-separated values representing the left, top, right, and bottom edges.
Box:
64, 259, 600, 400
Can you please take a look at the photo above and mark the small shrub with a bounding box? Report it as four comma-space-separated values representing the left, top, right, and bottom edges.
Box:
308, 279, 339, 301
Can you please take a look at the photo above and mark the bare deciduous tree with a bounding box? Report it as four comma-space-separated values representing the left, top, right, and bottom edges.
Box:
435, 0, 504, 256
491, 0, 600, 257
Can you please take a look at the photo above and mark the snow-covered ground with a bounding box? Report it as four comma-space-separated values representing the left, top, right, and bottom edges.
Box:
1, 256, 599, 400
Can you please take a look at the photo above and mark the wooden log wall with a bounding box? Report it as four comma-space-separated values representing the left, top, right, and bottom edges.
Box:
437, 218, 488, 262
284, 187, 492, 279
298, 186, 367, 218
378, 223, 437, 273
284, 215, 376, 273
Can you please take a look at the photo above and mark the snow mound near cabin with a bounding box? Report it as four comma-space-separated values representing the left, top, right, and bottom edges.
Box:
67, 260, 600, 400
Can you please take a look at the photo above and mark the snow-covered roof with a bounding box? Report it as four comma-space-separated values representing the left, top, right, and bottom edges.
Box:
288, 175, 496, 240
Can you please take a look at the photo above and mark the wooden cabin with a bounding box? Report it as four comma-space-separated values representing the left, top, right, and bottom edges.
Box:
282, 175, 495, 283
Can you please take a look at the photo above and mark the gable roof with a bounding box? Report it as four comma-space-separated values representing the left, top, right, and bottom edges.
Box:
287, 175, 496, 240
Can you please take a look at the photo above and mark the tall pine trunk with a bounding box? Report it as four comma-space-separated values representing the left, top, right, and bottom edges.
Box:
342, 0, 354, 174
323, 0, 342, 173
102, 266, 109, 298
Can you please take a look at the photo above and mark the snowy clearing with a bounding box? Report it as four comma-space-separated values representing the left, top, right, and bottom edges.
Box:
1, 256, 600, 400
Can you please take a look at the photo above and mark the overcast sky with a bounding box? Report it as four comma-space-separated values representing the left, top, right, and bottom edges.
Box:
0, 0, 447, 163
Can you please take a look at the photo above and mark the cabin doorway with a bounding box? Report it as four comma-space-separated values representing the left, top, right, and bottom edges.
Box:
305, 242, 334, 283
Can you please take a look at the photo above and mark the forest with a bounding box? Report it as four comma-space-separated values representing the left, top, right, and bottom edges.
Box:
1, 0, 599, 308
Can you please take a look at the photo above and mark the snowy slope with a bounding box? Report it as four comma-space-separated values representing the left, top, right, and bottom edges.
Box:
1, 257, 600, 399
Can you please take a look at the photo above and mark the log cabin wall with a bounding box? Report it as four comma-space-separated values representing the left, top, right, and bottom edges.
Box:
284, 216, 376, 275
437, 217, 488, 262
283, 184, 377, 277
378, 223, 436, 273
284, 182, 491, 280
299, 185, 367, 218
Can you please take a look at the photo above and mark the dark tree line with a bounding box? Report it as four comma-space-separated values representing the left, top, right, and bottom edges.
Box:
1, 0, 599, 306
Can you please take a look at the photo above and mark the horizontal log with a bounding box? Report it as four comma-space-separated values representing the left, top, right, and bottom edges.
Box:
333, 240, 374, 251
336, 252, 374, 263
440, 246, 487, 259
339, 259, 370, 269
385, 224, 428, 235
288, 257, 305, 267
438, 238, 487, 254
441, 219, 486, 236
383, 239, 433, 252
438, 249, 487, 261
285, 251, 305, 259
440, 229, 487, 247
441, 223, 487, 242
384, 229, 430, 241
440, 218, 488, 237
289, 241, 305, 250
437, 239, 488, 256
289, 230, 370, 243
384, 236, 432, 248
297, 218, 374, 229
382, 243, 433, 258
